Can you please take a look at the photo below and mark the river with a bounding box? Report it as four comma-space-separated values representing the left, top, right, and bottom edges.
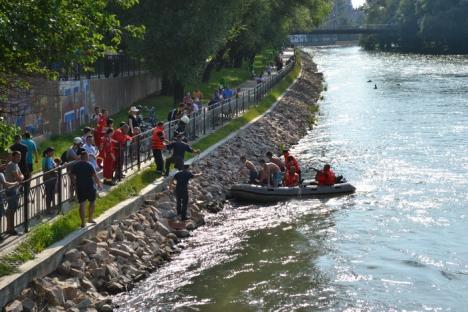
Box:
114, 46, 468, 311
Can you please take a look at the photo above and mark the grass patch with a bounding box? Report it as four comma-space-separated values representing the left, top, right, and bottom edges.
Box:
0, 49, 294, 277
193, 52, 301, 152
0, 164, 159, 276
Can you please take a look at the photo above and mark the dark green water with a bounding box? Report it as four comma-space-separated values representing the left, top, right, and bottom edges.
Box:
114, 46, 468, 311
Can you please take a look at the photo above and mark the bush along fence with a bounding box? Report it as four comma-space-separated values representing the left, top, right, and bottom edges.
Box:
0, 58, 295, 237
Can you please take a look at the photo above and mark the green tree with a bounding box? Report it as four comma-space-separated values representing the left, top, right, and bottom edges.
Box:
0, 0, 141, 112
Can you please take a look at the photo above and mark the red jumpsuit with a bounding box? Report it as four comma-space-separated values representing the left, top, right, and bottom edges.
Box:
95, 115, 107, 148
101, 137, 115, 181
112, 129, 132, 178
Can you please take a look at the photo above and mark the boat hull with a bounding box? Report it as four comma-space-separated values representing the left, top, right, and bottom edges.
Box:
230, 183, 356, 203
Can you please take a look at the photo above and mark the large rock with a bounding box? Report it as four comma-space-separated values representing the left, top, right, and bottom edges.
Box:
64, 249, 81, 262
109, 248, 131, 258
4, 300, 23, 312
81, 241, 98, 255
33, 278, 66, 306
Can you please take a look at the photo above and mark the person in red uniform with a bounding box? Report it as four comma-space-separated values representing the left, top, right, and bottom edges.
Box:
151, 122, 166, 175
112, 123, 132, 180
94, 109, 108, 148
101, 128, 116, 186
283, 149, 300, 175
283, 166, 299, 187
315, 164, 336, 186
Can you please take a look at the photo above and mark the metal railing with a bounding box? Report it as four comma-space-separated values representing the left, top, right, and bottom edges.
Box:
0, 58, 295, 236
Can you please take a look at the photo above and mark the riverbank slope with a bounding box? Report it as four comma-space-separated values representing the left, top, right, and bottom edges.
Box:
3, 52, 323, 311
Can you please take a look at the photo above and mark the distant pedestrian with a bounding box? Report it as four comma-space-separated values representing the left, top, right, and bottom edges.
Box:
169, 164, 201, 221
42, 147, 57, 215
164, 135, 199, 176
4, 151, 24, 235
70, 151, 102, 228
21, 132, 38, 173
151, 122, 166, 175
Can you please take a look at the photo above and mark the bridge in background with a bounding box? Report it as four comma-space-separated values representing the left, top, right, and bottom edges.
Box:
289, 24, 396, 46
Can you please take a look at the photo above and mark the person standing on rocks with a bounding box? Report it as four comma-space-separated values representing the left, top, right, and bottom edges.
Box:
259, 159, 281, 187
239, 156, 258, 184
164, 135, 199, 176
70, 151, 102, 227
169, 164, 201, 221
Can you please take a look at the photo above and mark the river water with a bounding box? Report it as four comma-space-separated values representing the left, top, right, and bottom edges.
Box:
114, 46, 468, 311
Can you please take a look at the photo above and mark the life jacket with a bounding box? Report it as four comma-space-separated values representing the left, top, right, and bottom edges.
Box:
283, 151, 300, 173
151, 126, 165, 150
284, 172, 299, 187
315, 169, 336, 186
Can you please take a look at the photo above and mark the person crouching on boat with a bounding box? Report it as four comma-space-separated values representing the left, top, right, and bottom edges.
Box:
283, 149, 301, 178
239, 156, 258, 184
259, 160, 281, 187
284, 166, 299, 187
315, 164, 336, 186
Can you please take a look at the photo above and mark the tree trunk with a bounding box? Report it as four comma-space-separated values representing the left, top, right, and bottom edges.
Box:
202, 60, 215, 83
161, 73, 173, 96
173, 78, 184, 104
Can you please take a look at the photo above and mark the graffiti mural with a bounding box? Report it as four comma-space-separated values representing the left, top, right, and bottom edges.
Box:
59, 80, 96, 133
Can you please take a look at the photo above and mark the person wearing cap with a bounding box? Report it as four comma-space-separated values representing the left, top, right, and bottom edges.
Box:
164, 135, 199, 177
128, 106, 141, 135
169, 164, 201, 221
151, 122, 166, 175
42, 147, 57, 214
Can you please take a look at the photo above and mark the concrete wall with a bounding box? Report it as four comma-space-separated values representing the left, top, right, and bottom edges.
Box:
4, 74, 161, 136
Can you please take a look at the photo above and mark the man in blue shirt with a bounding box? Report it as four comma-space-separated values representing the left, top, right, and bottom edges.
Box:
21, 132, 38, 173
164, 135, 199, 176
169, 164, 201, 221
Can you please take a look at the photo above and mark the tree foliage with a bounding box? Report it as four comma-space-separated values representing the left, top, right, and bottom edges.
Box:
361, 0, 468, 53
0, 0, 141, 104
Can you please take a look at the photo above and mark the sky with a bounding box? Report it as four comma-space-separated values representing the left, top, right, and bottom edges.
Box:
352, 0, 366, 8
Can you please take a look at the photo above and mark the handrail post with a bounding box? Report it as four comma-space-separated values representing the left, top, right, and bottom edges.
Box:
23, 180, 29, 233
57, 166, 63, 214
137, 135, 141, 170
203, 108, 206, 135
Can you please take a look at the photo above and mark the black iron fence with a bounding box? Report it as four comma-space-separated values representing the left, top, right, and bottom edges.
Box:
0, 58, 294, 236
57, 54, 144, 81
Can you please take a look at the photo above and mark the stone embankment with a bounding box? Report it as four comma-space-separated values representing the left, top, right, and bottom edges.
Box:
3, 52, 323, 312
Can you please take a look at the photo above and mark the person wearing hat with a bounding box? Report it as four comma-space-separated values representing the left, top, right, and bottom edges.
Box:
169, 164, 201, 221
128, 106, 141, 136
151, 121, 167, 175
42, 147, 57, 214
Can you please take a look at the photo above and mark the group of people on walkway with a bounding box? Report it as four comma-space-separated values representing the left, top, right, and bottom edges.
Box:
239, 149, 336, 188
